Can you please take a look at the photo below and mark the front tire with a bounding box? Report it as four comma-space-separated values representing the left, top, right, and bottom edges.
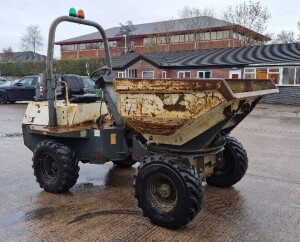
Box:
33, 140, 80, 193
0, 92, 8, 104
206, 135, 248, 187
134, 155, 203, 228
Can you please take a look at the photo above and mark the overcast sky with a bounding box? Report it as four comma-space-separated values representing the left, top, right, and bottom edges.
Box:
1, 0, 299, 57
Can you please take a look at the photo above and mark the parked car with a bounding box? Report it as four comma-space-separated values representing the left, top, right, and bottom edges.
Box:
36, 74, 96, 102
0, 77, 7, 86
80, 76, 96, 94
0, 76, 38, 104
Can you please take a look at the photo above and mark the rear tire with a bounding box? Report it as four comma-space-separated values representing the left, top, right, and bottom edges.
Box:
32, 139, 80, 193
0, 92, 8, 104
206, 135, 248, 187
134, 155, 203, 228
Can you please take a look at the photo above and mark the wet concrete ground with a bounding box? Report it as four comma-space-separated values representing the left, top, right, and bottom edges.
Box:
0, 103, 299, 242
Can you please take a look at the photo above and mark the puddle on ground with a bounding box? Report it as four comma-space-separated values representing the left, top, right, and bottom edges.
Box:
0, 133, 22, 138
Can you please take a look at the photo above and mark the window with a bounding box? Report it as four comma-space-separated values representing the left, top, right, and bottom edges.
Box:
157, 37, 166, 44
216, 31, 230, 40
223, 31, 230, 39
162, 71, 167, 79
142, 71, 154, 79
197, 32, 211, 41
78, 44, 87, 50
19, 77, 37, 86
179, 35, 185, 42
217, 31, 223, 40
296, 68, 300, 85
108, 41, 117, 48
143, 37, 156, 45
185, 34, 194, 42
197, 33, 204, 41
126, 69, 137, 78
86, 42, 102, 49
268, 68, 280, 84
204, 32, 210, 40
229, 70, 242, 79
282, 67, 296, 85
178, 71, 191, 78
61, 44, 76, 51
118, 72, 125, 78
118, 69, 137, 78
197, 71, 211, 79
256, 68, 268, 79
243, 66, 300, 85
233, 33, 244, 40
244, 68, 256, 79
211, 32, 217, 40
171, 35, 180, 43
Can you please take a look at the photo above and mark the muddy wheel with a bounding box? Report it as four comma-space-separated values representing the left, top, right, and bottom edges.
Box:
113, 158, 136, 168
0, 92, 8, 104
206, 135, 248, 187
134, 155, 203, 228
32, 139, 80, 193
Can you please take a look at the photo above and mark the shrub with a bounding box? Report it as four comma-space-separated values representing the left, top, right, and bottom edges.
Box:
0, 57, 106, 77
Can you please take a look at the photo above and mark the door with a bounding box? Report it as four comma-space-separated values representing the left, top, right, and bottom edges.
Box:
256, 69, 267, 79
229, 70, 241, 79
12, 77, 37, 100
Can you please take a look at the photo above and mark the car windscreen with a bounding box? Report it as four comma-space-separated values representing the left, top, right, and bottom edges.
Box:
81, 77, 95, 88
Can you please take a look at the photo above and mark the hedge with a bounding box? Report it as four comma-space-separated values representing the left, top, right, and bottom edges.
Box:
0, 57, 106, 77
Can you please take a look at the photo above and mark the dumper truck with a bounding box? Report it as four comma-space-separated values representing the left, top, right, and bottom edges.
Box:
22, 10, 279, 228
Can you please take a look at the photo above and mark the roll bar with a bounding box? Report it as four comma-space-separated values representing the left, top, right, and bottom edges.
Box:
46, 16, 112, 127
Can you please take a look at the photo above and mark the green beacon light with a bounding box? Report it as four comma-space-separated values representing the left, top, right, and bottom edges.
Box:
69, 8, 77, 17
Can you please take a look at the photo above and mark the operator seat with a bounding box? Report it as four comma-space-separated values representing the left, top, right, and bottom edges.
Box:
61, 74, 98, 103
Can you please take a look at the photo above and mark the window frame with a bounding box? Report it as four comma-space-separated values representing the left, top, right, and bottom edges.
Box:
142, 71, 154, 79
118, 72, 126, 78
197, 70, 212, 79
244, 66, 300, 86
244, 68, 256, 79
177, 70, 191, 78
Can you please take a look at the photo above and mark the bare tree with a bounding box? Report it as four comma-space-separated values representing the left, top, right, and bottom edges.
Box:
272, 31, 296, 44
178, 6, 216, 49
2, 47, 13, 61
271, 21, 300, 44
223, 1, 271, 46
21, 25, 43, 56
118, 21, 137, 53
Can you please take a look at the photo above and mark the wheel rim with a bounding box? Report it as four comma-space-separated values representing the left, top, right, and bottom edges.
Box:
39, 153, 58, 182
146, 173, 178, 213
214, 150, 232, 176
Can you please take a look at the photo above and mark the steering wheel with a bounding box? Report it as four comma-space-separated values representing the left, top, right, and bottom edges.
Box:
90, 66, 111, 81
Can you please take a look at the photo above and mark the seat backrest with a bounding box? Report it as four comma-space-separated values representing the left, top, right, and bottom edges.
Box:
62, 75, 84, 95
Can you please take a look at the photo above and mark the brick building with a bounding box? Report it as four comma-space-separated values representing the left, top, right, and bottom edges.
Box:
55, 16, 269, 59
112, 43, 300, 105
